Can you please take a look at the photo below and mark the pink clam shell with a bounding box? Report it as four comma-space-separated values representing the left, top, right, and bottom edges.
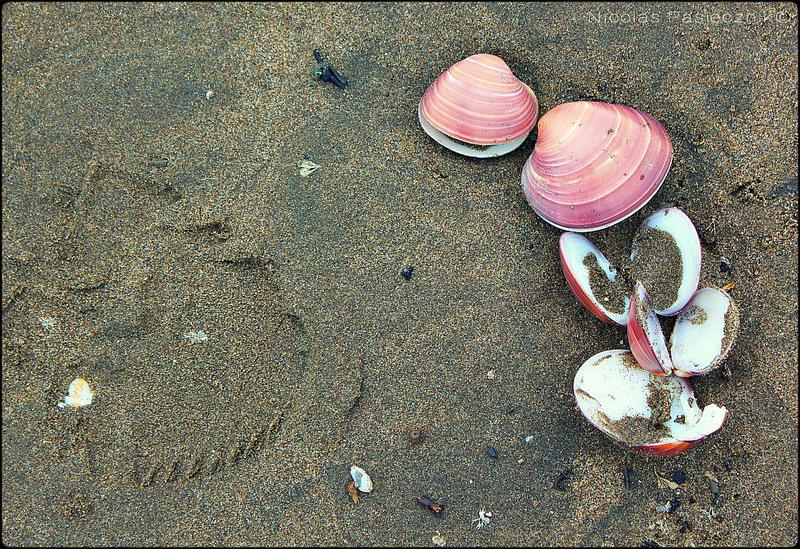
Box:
670, 287, 740, 377
574, 350, 728, 456
419, 54, 538, 156
559, 232, 629, 326
627, 282, 674, 376
521, 101, 673, 231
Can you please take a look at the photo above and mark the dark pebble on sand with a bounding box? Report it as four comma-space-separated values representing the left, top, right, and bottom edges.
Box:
719, 257, 733, 274
667, 498, 681, 514
486, 446, 499, 459
679, 520, 691, 534
401, 266, 415, 280
554, 469, 571, 491
670, 470, 687, 484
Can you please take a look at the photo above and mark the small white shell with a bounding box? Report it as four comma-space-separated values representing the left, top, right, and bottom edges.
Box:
57, 377, 94, 409
350, 465, 373, 493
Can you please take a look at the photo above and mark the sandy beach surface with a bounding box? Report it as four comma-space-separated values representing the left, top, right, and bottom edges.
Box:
2, 2, 797, 546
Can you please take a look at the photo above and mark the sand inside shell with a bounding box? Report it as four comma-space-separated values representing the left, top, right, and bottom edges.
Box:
583, 254, 627, 315
630, 227, 684, 311
592, 354, 676, 446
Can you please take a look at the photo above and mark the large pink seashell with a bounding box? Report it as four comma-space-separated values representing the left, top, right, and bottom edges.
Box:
418, 54, 539, 158
521, 101, 673, 231
574, 350, 728, 457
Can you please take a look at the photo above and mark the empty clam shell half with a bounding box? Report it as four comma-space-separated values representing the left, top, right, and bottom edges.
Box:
521, 101, 672, 231
670, 288, 740, 377
418, 54, 538, 158
574, 350, 728, 456
630, 207, 701, 316
627, 282, 674, 376
350, 465, 373, 493
559, 232, 629, 325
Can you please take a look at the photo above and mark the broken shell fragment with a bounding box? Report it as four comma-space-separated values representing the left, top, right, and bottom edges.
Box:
350, 465, 373, 493
574, 350, 727, 456
57, 377, 94, 409
630, 207, 701, 316
521, 101, 672, 231
627, 282, 673, 376
670, 288, 740, 377
559, 232, 629, 325
418, 54, 538, 158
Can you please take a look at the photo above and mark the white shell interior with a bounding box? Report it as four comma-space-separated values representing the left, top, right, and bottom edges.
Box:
57, 377, 94, 409
632, 208, 701, 316
633, 282, 673, 374
671, 288, 738, 375
418, 105, 529, 158
350, 465, 373, 493
574, 350, 726, 445
561, 233, 629, 325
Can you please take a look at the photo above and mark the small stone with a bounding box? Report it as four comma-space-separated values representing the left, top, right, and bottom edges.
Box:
401, 266, 415, 280
524, 435, 535, 444
183, 330, 209, 344
206, 88, 214, 100
432, 532, 446, 547
39, 316, 56, 330
486, 369, 496, 380
670, 470, 687, 484
486, 447, 499, 459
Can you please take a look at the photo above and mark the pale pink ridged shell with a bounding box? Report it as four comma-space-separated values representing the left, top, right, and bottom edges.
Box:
418, 54, 538, 157
521, 101, 673, 231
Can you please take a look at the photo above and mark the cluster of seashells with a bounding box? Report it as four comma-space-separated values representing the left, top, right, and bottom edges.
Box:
419, 54, 738, 456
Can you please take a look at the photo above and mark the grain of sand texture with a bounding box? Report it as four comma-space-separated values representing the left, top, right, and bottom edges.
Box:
2, 2, 798, 546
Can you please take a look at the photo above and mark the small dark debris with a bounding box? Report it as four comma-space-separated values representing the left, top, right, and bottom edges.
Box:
694, 35, 712, 50
688, 496, 696, 504
667, 498, 681, 514
719, 257, 733, 275
622, 461, 633, 490
709, 479, 720, 504
486, 447, 499, 459
670, 470, 687, 484
679, 520, 692, 534
641, 539, 662, 548
148, 160, 168, 168
505, 406, 516, 415
554, 469, 571, 491
408, 426, 429, 446
722, 458, 735, 472
416, 495, 444, 515
313, 49, 348, 90
401, 266, 415, 280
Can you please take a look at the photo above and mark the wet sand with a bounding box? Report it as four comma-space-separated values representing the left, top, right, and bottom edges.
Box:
2, 2, 798, 546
